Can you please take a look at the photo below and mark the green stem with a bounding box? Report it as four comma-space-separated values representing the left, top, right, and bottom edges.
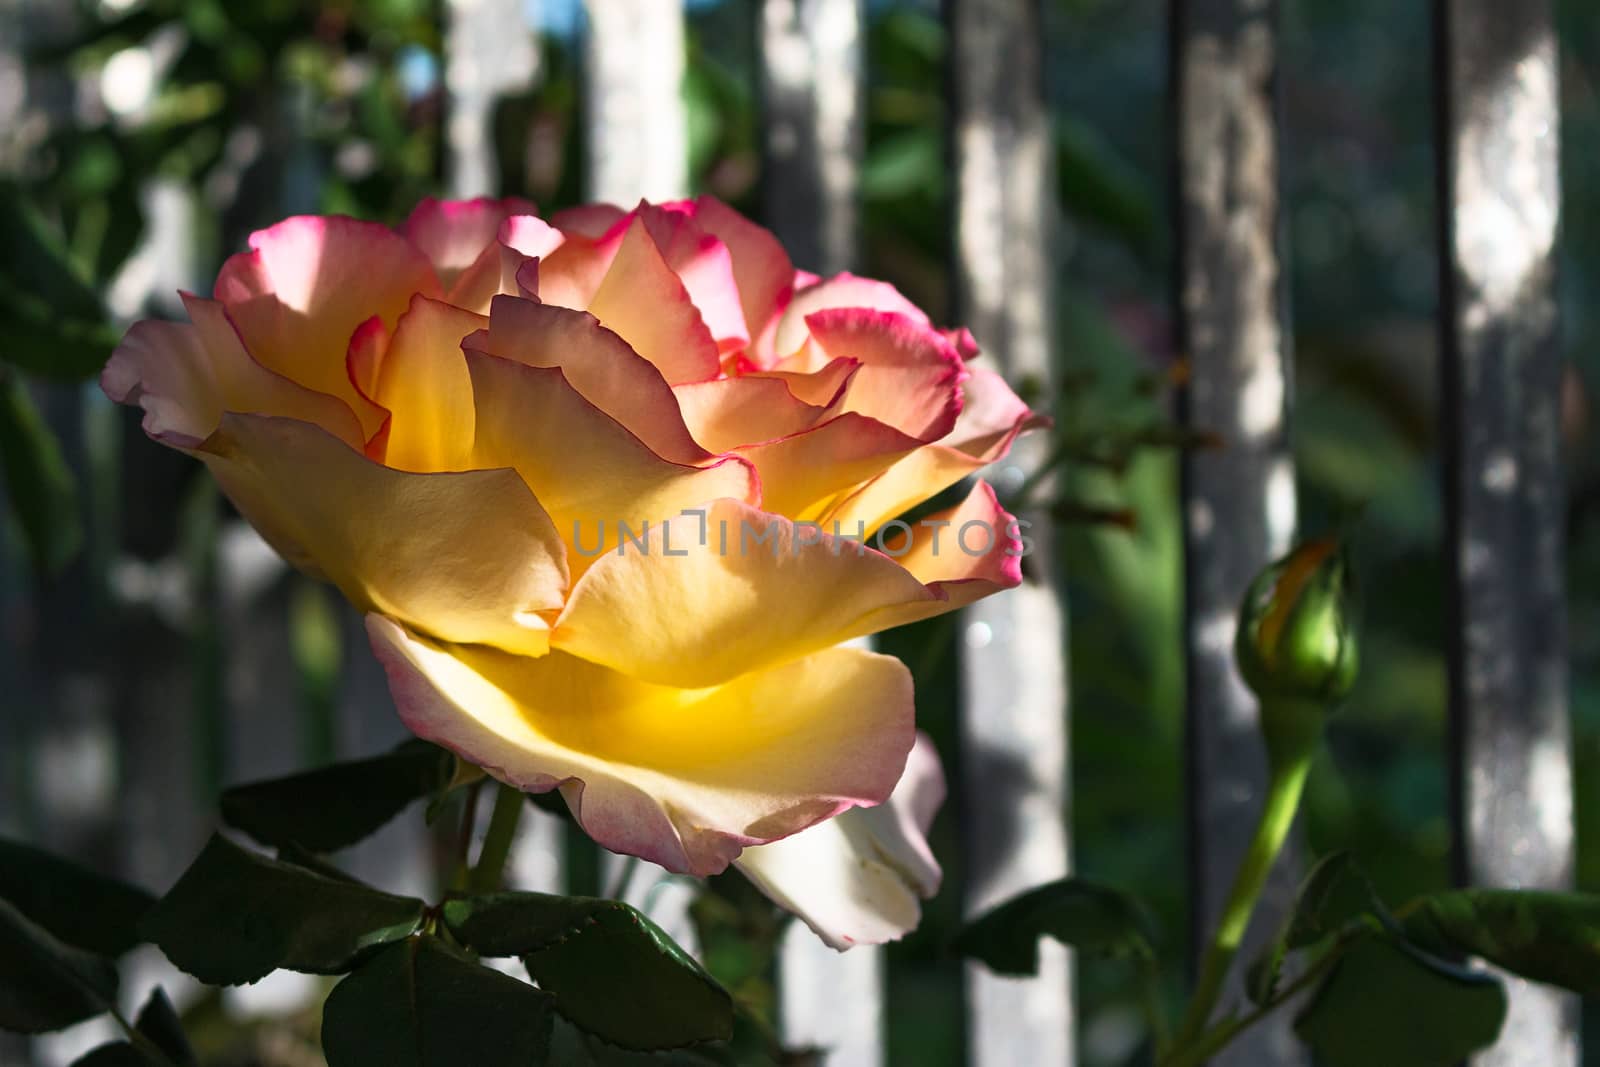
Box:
1161, 935, 1349, 1067
1173, 753, 1312, 1048
468, 783, 523, 893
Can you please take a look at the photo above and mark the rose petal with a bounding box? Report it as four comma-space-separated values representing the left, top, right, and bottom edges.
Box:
402, 196, 537, 304
823, 366, 1043, 533
551, 494, 1019, 689
806, 308, 966, 440
368, 616, 914, 876
465, 350, 757, 571
690, 196, 795, 346
736, 731, 945, 949
772, 272, 929, 359
468, 296, 716, 465
673, 373, 840, 453
584, 216, 720, 384
366, 295, 486, 472
214, 215, 441, 438
101, 293, 364, 450
199, 413, 567, 656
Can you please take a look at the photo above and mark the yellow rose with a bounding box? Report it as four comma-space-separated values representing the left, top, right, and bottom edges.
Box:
103, 196, 1043, 944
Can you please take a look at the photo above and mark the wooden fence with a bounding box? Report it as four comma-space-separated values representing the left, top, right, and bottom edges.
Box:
0, 0, 1577, 1064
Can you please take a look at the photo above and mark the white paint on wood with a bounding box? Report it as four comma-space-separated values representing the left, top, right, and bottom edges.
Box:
582, 0, 688, 204
949, 2, 1071, 1063
444, 0, 540, 198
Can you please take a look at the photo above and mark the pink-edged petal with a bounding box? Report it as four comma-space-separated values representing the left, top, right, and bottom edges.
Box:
630, 202, 749, 352
736, 411, 926, 520
198, 413, 566, 656
673, 374, 837, 453
402, 196, 537, 297
823, 366, 1045, 532
367, 295, 486, 472
552, 496, 1009, 689
368, 616, 914, 876
213, 215, 440, 438
807, 308, 966, 440
585, 216, 720, 384
748, 355, 859, 408
736, 732, 945, 949
101, 293, 364, 450
690, 196, 795, 345
345, 315, 389, 410
467, 295, 717, 465
465, 350, 757, 569
877, 479, 1024, 599
772, 272, 929, 359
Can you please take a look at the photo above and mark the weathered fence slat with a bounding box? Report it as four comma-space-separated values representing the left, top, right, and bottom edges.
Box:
583, 0, 688, 207
948, 2, 1073, 1064
1433, 1, 1577, 1063
1170, 0, 1301, 1062
757, 2, 885, 1062
760, 0, 864, 278
444, 0, 540, 200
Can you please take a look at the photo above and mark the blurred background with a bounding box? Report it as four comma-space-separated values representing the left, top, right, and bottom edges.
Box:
0, 0, 1597, 1065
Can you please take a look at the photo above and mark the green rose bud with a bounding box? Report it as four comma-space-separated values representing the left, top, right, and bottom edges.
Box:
1235, 537, 1359, 765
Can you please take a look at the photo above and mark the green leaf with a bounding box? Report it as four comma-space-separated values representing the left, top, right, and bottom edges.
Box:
0, 897, 118, 1034
444, 892, 733, 1051
1402, 888, 1600, 995
321, 936, 555, 1067
950, 877, 1157, 977
0, 837, 156, 956
140, 834, 425, 984
1294, 935, 1506, 1067
220, 739, 462, 853
1247, 851, 1375, 1004
0, 185, 118, 380
134, 987, 195, 1066
70, 1044, 160, 1067
0, 371, 83, 575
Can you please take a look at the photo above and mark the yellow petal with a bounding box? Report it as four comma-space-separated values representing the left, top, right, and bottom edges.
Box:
368, 616, 914, 876
551, 496, 1016, 688
213, 216, 440, 439
470, 296, 716, 466
102, 294, 365, 451
367, 295, 486, 473
584, 216, 720, 384
199, 413, 566, 655
465, 350, 756, 570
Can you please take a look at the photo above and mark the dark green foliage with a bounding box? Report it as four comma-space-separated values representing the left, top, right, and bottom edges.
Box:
321, 936, 555, 1067
0, 372, 83, 575
0, 898, 119, 1034
1248, 851, 1375, 1004
1402, 888, 1600, 996
444, 892, 733, 1051
141, 834, 424, 984
0, 185, 118, 382
1294, 935, 1506, 1067
220, 739, 463, 853
951, 877, 1156, 977
0, 836, 156, 956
